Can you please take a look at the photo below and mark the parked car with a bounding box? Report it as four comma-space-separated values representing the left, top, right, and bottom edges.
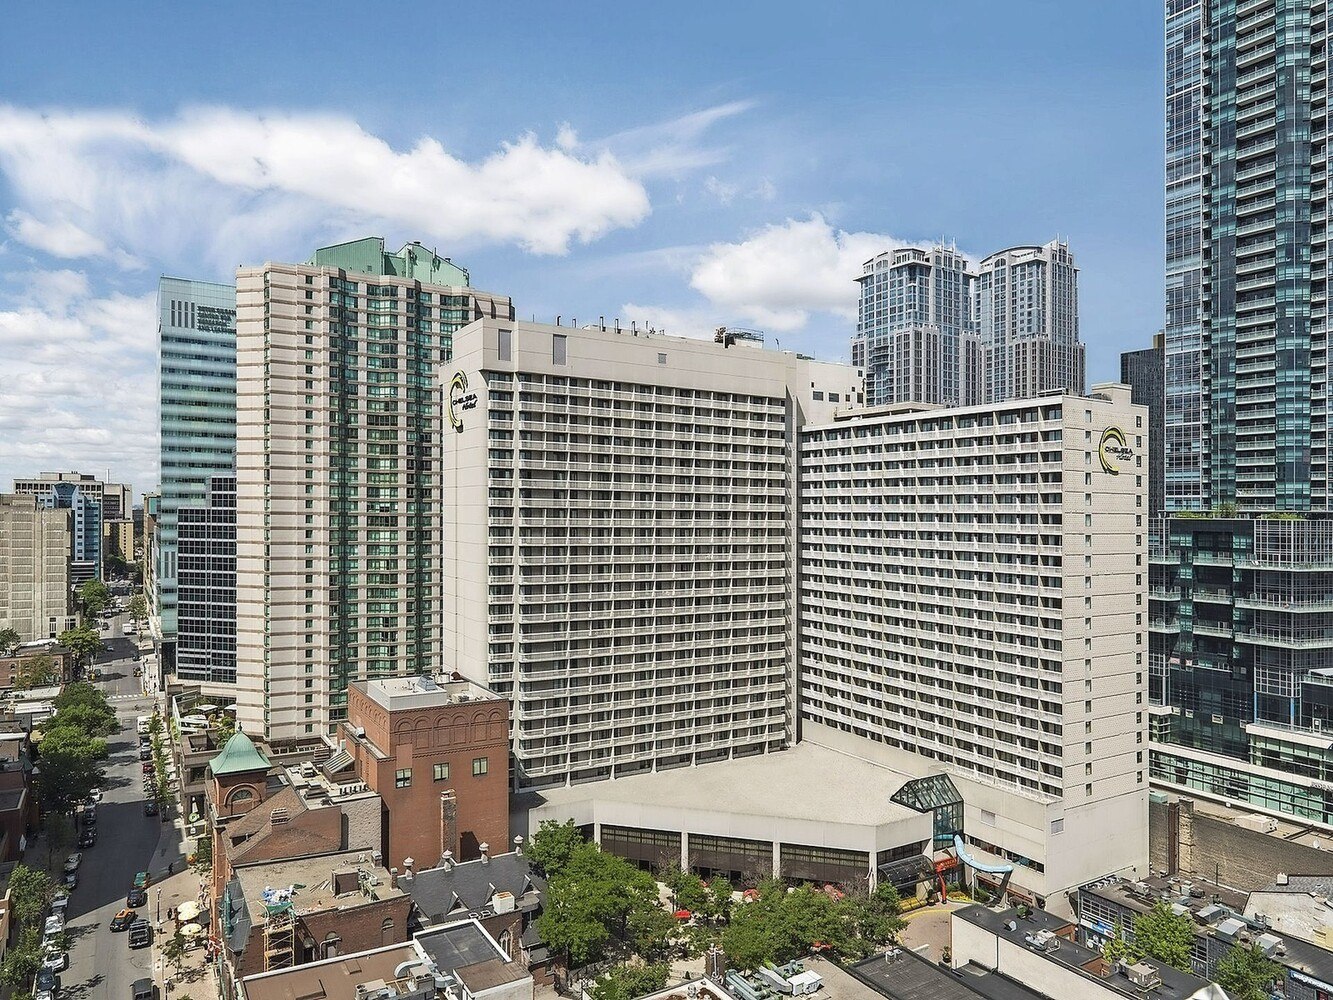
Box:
126, 887, 147, 908
62, 854, 81, 873
43, 916, 63, 938
35, 967, 58, 995
40, 948, 67, 974
62, 872, 77, 892
132, 871, 150, 890
138, 747, 152, 761
110, 909, 135, 932
78, 830, 96, 848
88, 788, 102, 802
50, 895, 69, 921
132, 979, 154, 1000
128, 920, 151, 949
143, 801, 158, 817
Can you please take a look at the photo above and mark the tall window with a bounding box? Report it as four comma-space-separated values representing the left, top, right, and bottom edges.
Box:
395, 768, 412, 788
472, 756, 489, 776
434, 763, 450, 781
498, 328, 512, 362
553, 334, 567, 365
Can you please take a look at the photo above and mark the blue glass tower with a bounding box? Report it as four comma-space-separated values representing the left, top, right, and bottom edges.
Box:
156, 278, 236, 654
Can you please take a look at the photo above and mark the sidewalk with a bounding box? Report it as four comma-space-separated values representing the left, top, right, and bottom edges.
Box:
153, 864, 214, 998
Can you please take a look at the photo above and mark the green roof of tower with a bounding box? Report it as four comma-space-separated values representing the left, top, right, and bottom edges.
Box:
209, 730, 271, 776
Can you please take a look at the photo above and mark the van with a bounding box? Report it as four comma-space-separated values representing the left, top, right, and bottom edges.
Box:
136, 717, 151, 735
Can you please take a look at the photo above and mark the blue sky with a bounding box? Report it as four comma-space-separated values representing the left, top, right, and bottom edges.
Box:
0, 1, 1163, 497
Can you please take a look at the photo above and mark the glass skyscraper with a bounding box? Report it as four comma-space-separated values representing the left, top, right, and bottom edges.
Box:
1166, 0, 1327, 513
156, 277, 237, 663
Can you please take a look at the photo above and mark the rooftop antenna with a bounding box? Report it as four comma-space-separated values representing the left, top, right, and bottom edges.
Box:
556, 315, 561, 326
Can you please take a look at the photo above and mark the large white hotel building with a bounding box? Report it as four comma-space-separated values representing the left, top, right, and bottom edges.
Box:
440, 319, 860, 789
797, 386, 1148, 896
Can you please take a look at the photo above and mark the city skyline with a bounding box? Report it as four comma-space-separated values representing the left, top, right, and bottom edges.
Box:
0, 3, 1163, 497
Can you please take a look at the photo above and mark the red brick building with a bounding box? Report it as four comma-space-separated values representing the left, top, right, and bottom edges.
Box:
336, 675, 509, 869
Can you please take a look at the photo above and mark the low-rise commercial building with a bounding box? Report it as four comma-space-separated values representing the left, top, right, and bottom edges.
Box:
951, 905, 1221, 1000
333, 675, 509, 869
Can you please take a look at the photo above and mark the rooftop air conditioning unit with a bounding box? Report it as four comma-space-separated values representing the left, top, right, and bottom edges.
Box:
1126, 963, 1161, 990
492, 891, 515, 914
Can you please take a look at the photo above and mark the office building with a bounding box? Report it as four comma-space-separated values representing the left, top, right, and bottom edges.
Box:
234, 238, 513, 744
854, 245, 977, 408
976, 241, 1084, 402
1121, 334, 1166, 518
442, 319, 860, 790
176, 474, 237, 690
12, 472, 124, 584
155, 277, 237, 666
798, 386, 1149, 898
0, 496, 75, 641
1165, 1, 1328, 513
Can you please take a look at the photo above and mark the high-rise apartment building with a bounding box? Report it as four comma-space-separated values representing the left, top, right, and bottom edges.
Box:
976, 241, 1084, 402
798, 386, 1149, 897
442, 319, 860, 790
235, 238, 513, 743
0, 495, 76, 641
854, 246, 978, 408
12, 472, 127, 585
1166, 0, 1328, 513
156, 278, 237, 664
177, 475, 237, 690
1121, 334, 1166, 518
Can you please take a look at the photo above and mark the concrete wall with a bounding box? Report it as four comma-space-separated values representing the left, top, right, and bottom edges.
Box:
951, 913, 1117, 999
1151, 797, 1333, 891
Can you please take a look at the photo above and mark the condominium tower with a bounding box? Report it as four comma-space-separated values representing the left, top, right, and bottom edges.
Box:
176, 475, 237, 690
1166, 0, 1329, 513
799, 386, 1149, 897
234, 238, 512, 743
0, 495, 76, 641
854, 245, 979, 408
976, 241, 1084, 403
154, 277, 237, 665
441, 319, 860, 790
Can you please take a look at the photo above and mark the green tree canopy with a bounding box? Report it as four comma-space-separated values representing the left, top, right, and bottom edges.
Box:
47, 702, 119, 738
0, 628, 20, 655
663, 868, 710, 915
53, 681, 113, 717
1131, 901, 1195, 973
56, 626, 102, 668
78, 580, 111, 617
0, 927, 43, 988
537, 841, 664, 967
1215, 943, 1281, 1000
588, 963, 669, 1000
846, 882, 906, 946
14, 654, 58, 690
35, 725, 108, 813
721, 881, 858, 970
127, 594, 147, 626
527, 818, 586, 878
708, 877, 735, 924
6, 866, 53, 929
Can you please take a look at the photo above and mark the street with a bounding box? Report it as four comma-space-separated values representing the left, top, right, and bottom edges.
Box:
56, 663, 183, 1000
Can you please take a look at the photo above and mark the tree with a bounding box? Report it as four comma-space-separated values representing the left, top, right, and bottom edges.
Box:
163, 928, 188, 976
56, 626, 102, 670
527, 818, 585, 878
53, 682, 114, 718
1131, 901, 1195, 973
708, 877, 735, 924
0, 927, 43, 988
537, 842, 664, 967
721, 881, 859, 970
588, 963, 669, 1000
214, 712, 236, 744
663, 868, 709, 915
1101, 921, 1136, 964
846, 882, 906, 946
128, 594, 148, 629
77, 580, 111, 618
0, 628, 19, 656
720, 916, 773, 971
1215, 943, 1281, 1000
34, 725, 108, 813
43, 813, 75, 870
7, 866, 53, 929
14, 654, 58, 690
48, 703, 120, 738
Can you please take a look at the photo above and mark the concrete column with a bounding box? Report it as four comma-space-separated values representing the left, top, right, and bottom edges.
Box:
772, 840, 781, 879
593, 821, 602, 845
681, 832, 690, 872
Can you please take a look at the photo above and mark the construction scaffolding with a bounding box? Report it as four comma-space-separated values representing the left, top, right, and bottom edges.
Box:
260, 884, 303, 972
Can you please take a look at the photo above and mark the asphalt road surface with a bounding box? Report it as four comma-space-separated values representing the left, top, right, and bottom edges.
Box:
58, 670, 178, 1000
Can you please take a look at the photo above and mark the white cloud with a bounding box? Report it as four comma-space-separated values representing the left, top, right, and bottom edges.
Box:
0, 105, 654, 263
619, 301, 724, 341
689, 214, 909, 331
0, 274, 158, 495
588, 100, 756, 178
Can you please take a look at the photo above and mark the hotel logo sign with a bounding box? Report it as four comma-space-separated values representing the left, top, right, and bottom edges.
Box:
447, 370, 478, 432
1099, 426, 1133, 476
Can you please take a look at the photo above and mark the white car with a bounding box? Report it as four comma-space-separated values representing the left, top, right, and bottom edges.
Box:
41, 949, 67, 973
62, 853, 81, 873
43, 915, 63, 937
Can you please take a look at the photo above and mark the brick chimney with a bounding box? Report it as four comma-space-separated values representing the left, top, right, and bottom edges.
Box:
440, 789, 458, 862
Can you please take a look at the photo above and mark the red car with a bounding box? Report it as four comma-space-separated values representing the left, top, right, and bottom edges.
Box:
141, 761, 154, 773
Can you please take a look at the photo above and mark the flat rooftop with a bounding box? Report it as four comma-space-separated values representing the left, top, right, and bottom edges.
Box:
355, 674, 501, 712
241, 943, 417, 1000
415, 920, 530, 992
233, 848, 403, 918
957, 906, 1214, 1000
525, 743, 922, 828
850, 949, 1045, 1000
